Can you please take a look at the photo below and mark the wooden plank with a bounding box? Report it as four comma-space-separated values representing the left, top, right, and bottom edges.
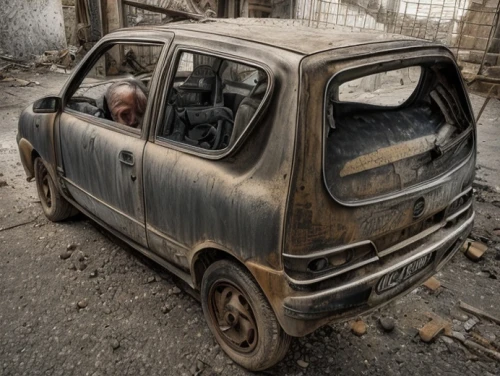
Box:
459, 301, 500, 325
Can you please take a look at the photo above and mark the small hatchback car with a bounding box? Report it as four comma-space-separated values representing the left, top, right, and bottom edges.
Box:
18, 19, 475, 370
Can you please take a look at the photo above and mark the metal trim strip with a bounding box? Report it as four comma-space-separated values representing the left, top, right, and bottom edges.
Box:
283, 240, 375, 259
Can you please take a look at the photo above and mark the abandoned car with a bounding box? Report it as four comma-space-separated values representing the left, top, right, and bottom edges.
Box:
17, 19, 476, 371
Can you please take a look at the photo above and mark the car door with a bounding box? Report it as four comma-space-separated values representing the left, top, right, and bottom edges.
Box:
57, 34, 172, 247
143, 47, 272, 270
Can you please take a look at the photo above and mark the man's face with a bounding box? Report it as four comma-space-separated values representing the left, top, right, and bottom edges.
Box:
111, 89, 144, 128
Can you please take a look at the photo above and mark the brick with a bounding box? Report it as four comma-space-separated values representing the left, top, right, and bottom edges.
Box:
423, 276, 441, 291
419, 314, 452, 343
465, 241, 488, 261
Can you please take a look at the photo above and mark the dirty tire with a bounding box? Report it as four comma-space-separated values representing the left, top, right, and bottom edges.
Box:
34, 157, 76, 221
201, 259, 291, 371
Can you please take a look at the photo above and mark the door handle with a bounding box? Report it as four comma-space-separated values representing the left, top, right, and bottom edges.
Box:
118, 150, 135, 166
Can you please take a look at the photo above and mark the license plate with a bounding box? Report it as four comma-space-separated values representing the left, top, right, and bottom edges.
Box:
376, 252, 434, 294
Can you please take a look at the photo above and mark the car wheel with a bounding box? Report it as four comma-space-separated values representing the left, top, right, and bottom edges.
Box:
201, 259, 291, 371
34, 157, 76, 221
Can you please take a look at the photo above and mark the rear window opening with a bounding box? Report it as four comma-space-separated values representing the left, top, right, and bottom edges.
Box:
338, 67, 421, 106
324, 58, 474, 202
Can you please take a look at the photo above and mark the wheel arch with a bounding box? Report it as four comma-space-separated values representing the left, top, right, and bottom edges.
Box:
191, 247, 245, 290
18, 138, 36, 181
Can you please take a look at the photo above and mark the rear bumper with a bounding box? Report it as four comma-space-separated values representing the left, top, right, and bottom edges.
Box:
283, 212, 472, 321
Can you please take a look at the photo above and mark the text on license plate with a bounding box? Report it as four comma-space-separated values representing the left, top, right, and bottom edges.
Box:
376, 252, 434, 294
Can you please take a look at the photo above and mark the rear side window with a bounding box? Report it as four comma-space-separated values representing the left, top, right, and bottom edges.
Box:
157, 51, 269, 152
324, 59, 473, 202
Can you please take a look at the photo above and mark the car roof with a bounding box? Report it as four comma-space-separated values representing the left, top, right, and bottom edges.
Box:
150, 18, 430, 55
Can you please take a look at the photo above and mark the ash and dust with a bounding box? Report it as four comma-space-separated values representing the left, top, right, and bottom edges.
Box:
0, 66, 499, 376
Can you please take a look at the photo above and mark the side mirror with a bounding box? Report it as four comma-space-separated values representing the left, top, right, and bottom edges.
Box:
33, 96, 62, 113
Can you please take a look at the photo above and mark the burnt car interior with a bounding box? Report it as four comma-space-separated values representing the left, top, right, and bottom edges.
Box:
66, 43, 162, 129
157, 51, 268, 151
325, 59, 474, 202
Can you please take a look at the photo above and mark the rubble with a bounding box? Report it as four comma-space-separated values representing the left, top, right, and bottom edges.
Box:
449, 331, 500, 362
422, 277, 441, 292
379, 317, 395, 332
0, 77, 39, 87
351, 320, 367, 336
35, 46, 80, 69
463, 316, 479, 332
462, 239, 488, 261
459, 301, 500, 325
419, 314, 452, 343
77, 299, 88, 309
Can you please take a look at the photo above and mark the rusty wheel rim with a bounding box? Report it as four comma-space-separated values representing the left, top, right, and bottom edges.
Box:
208, 281, 258, 353
39, 164, 52, 208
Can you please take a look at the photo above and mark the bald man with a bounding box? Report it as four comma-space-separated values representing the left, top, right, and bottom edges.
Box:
105, 80, 148, 128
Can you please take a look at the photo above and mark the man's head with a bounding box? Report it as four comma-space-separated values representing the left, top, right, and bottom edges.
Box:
105, 80, 148, 128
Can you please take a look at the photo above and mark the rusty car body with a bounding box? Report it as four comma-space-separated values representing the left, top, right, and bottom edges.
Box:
17, 19, 476, 370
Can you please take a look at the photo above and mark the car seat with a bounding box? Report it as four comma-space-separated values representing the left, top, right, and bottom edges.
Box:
231, 79, 268, 144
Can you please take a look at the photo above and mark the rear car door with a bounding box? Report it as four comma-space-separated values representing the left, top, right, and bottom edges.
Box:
57, 33, 172, 247
143, 46, 273, 270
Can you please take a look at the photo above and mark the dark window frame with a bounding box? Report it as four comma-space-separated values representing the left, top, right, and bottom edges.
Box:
61, 38, 167, 139
153, 45, 274, 160
322, 54, 475, 206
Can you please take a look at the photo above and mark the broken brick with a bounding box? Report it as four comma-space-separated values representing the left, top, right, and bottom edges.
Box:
422, 276, 441, 291
419, 313, 452, 343
465, 241, 488, 261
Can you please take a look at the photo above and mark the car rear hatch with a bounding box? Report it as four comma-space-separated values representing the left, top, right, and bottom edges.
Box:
282, 42, 475, 319
324, 55, 474, 203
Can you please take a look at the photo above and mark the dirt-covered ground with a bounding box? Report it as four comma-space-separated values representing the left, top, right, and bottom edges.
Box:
1, 69, 499, 376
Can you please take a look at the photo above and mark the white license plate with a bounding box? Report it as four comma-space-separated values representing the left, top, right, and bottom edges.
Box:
376, 252, 434, 293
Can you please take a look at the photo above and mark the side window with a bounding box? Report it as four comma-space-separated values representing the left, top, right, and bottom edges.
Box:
157, 51, 268, 151
66, 42, 163, 130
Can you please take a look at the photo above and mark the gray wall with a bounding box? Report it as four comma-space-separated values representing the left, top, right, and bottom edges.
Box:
0, 0, 67, 59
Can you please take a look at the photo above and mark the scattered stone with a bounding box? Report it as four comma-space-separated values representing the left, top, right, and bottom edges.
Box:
77, 262, 87, 271
464, 316, 479, 332
453, 331, 466, 342
464, 241, 488, 261
419, 314, 452, 343
441, 336, 454, 345
351, 320, 367, 336
422, 277, 441, 291
77, 300, 88, 309
147, 276, 155, 283
196, 360, 204, 371
89, 270, 98, 278
0, 180, 8, 188
67, 244, 77, 251
450, 307, 468, 322
161, 304, 172, 314
110, 339, 120, 350
172, 286, 181, 295
59, 251, 72, 260
379, 317, 395, 332
493, 228, 500, 236
68, 263, 77, 271
297, 359, 309, 368
103, 307, 111, 314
